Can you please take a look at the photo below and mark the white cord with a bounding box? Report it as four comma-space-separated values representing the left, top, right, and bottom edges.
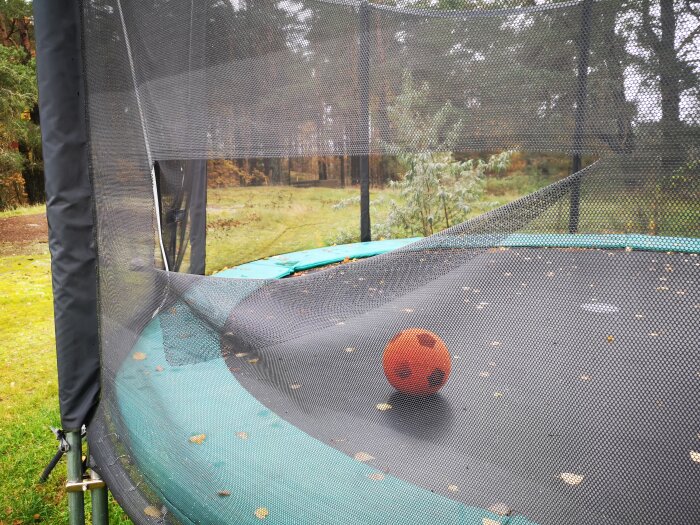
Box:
116, 0, 169, 273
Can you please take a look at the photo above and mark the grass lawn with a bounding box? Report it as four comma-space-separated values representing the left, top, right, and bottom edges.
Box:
204, 184, 523, 273
0, 176, 557, 524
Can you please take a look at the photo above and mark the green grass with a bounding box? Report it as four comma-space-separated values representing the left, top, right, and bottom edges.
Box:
0, 204, 45, 219
205, 186, 399, 273
204, 185, 534, 273
0, 253, 131, 524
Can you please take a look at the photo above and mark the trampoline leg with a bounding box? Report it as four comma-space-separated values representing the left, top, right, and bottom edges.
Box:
90, 473, 109, 525
66, 431, 85, 525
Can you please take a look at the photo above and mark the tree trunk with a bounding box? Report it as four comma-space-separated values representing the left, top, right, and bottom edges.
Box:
658, 0, 681, 173
338, 155, 345, 188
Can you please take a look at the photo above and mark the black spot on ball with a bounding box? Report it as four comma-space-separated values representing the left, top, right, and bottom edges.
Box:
395, 362, 412, 379
427, 368, 446, 387
416, 333, 436, 348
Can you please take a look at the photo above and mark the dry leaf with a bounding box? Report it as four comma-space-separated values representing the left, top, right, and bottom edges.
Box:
132, 352, 147, 361
155, 365, 164, 372
345, 347, 355, 353
218, 490, 231, 497
447, 485, 459, 493
354, 451, 374, 462
189, 434, 206, 445
606, 335, 614, 343
376, 403, 392, 411
290, 383, 301, 390
247, 358, 260, 364
493, 392, 503, 398
580, 374, 591, 381
254, 507, 269, 520
368, 472, 385, 481
560, 472, 584, 485
234, 352, 248, 358
690, 450, 700, 463
488, 502, 511, 516
483, 519, 501, 525
236, 432, 249, 440
144, 506, 162, 518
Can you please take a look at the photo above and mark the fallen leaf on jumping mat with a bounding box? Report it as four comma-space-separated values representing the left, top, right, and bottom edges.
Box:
189, 434, 206, 445
133, 352, 147, 360
354, 451, 374, 462
144, 506, 162, 518
560, 472, 584, 485
254, 507, 269, 520
488, 502, 511, 516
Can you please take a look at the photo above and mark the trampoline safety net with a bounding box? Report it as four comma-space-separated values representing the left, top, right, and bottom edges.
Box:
80, 0, 700, 523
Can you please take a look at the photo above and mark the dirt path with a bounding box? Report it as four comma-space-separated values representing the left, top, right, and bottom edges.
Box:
0, 213, 49, 255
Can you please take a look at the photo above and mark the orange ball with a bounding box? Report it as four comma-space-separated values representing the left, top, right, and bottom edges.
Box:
382, 328, 451, 396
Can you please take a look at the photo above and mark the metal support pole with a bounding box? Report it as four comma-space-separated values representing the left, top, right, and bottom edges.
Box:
568, 0, 593, 234
90, 470, 109, 525
66, 431, 85, 525
358, 1, 371, 242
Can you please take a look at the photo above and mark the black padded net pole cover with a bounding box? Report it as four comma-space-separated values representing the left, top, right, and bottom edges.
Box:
35, 0, 99, 431
80, 0, 700, 524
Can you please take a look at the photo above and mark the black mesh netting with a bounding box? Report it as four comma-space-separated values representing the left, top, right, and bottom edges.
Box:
81, 0, 700, 523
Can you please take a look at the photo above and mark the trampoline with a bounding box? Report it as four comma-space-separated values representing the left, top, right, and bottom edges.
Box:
32, 0, 700, 523
113, 236, 700, 524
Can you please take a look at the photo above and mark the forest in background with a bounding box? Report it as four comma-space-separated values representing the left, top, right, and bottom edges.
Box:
0, 0, 41, 210
1, 0, 698, 211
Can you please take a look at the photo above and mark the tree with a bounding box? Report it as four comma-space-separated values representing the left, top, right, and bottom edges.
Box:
0, 0, 40, 210
380, 73, 511, 237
